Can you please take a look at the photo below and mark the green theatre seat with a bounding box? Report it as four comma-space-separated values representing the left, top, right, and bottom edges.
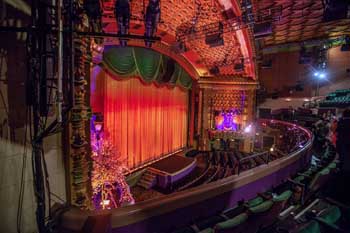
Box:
195, 215, 226, 231
308, 168, 330, 189
273, 190, 293, 202
297, 220, 321, 233
245, 196, 264, 208
249, 200, 274, 214
294, 175, 306, 183
327, 162, 337, 170
214, 213, 248, 232
198, 228, 214, 233
317, 205, 341, 225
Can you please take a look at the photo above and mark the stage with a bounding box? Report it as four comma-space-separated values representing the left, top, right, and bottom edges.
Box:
141, 153, 197, 190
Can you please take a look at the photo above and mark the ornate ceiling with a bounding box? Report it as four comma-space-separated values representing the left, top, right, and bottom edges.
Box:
101, 0, 350, 78
252, 0, 350, 48
101, 0, 256, 79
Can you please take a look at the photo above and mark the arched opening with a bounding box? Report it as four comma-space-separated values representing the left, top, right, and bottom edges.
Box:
91, 46, 195, 170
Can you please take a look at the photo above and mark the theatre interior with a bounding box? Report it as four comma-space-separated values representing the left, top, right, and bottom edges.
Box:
1, 0, 350, 233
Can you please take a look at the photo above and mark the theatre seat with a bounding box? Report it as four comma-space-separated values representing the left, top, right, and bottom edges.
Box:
195, 215, 226, 231
214, 213, 248, 233
171, 226, 196, 233
296, 220, 321, 233
222, 204, 246, 219
314, 205, 345, 232
308, 168, 331, 192
273, 190, 293, 203
317, 205, 341, 225
249, 200, 274, 214
198, 228, 214, 233
245, 196, 264, 208
245, 192, 292, 233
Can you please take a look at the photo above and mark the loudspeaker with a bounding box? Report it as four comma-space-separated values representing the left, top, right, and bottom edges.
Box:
234, 63, 244, 72
205, 34, 224, 47
234, 58, 245, 72
222, 9, 236, 19
254, 22, 272, 39
205, 22, 224, 47
209, 66, 220, 75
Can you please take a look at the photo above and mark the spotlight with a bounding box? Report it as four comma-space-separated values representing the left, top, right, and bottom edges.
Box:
244, 124, 252, 133
319, 73, 326, 79
314, 72, 319, 77
115, 0, 131, 47
144, 0, 161, 47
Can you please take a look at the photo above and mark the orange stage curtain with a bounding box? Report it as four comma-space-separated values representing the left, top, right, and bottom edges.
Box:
92, 68, 188, 169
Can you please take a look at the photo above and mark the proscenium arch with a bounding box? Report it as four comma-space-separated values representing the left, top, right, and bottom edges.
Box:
102, 37, 205, 81
101, 0, 256, 79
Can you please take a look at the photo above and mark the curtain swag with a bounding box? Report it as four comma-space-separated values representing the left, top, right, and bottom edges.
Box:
102, 46, 193, 89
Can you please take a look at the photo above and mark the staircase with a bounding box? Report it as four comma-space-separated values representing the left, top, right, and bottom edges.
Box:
137, 169, 157, 190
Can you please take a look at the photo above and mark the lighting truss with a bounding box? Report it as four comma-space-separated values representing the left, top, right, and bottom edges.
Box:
175, 5, 282, 42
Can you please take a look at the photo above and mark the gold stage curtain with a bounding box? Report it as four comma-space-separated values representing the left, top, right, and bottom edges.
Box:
93, 68, 188, 169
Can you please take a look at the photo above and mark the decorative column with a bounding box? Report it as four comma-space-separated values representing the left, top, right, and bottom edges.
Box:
67, 0, 103, 208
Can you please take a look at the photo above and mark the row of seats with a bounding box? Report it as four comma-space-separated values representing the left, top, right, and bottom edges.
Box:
320, 89, 350, 107
171, 141, 338, 233
291, 145, 337, 203
171, 189, 293, 233
262, 142, 342, 233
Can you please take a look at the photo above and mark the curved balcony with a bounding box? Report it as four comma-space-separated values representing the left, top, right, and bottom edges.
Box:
60, 119, 313, 233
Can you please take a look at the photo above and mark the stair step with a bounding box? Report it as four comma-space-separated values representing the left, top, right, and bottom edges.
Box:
138, 181, 152, 189
143, 175, 156, 181
139, 179, 151, 185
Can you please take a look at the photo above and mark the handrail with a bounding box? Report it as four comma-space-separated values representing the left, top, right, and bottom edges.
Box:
204, 166, 221, 184
177, 163, 211, 191
238, 151, 270, 175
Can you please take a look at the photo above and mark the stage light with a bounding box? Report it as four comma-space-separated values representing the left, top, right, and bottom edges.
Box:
144, 0, 161, 47
244, 124, 252, 133
95, 123, 103, 132
314, 72, 319, 77
319, 73, 326, 79
92, 113, 104, 140
115, 0, 131, 47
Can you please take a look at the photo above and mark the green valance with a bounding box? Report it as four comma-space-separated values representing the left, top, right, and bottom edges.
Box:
102, 46, 193, 89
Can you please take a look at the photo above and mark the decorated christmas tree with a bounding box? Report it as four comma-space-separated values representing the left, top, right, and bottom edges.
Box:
91, 131, 134, 209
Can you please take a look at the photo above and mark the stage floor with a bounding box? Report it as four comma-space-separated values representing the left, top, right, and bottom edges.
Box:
149, 154, 195, 175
